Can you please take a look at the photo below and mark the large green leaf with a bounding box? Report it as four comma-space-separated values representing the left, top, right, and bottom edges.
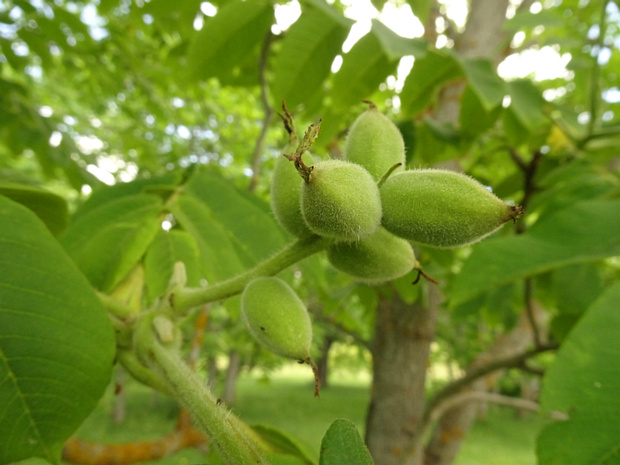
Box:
527, 160, 618, 218
450, 199, 620, 305
143, 229, 201, 304
319, 419, 374, 465
537, 282, 620, 465
331, 26, 394, 107
370, 19, 427, 60
71, 174, 181, 222
0, 183, 68, 236
186, 0, 274, 86
169, 194, 246, 283
547, 263, 605, 341
269, 4, 351, 109
406, 0, 432, 23
60, 194, 163, 292
399, 49, 462, 116
182, 170, 288, 267
331, 20, 425, 108
506, 79, 547, 132
0, 196, 115, 464
459, 84, 502, 138
459, 58, 505, 111
252, 424, 316, 465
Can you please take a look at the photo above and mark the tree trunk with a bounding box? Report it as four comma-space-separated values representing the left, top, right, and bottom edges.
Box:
365, 286, 441, 465
364, 2, 516, 465
423, 304, 545, 465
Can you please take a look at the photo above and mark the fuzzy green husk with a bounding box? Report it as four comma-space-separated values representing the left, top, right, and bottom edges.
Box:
301, 160, 382, 241
344, 104, 406, 181
380, 169, 522, 248
241, 277, 312, 361
327, 227, 415, 284
270, 152, 315, 238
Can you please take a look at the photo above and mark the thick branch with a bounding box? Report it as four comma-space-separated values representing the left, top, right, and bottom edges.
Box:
403, 343, 557, 463
427, 391, 568, 425
425, 342, 558, 414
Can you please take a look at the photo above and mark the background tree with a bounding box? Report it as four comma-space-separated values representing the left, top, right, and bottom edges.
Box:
1, 1, 619, 465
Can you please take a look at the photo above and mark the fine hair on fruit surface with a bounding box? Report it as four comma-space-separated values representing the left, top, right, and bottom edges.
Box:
300, 159, 382, 241
380, 169, 523, 248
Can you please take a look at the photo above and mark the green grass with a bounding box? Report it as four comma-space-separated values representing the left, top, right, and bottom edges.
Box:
70, 367, 545, 465
233, 366, 371, 459
454, 409, 546, 465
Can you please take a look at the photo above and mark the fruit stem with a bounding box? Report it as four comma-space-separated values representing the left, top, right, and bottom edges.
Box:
304, 357, 321, 398
412, 261, 439, 285
171, 235, 331, 314
135, 315, 269, 464
361, 99, 376, 109
377, 162, 403, 188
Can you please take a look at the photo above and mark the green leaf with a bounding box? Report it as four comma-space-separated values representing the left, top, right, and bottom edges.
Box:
450, 199, 620, 305
319, 419, 374, 465
331, 20, 425, 108
502, 105, 531, 146
331, 27, 394, 107
169, 194, 246, 282
400, 49, 462, 116
423, 116, 460, 143
370, 19, 427, 60
527, 160, 618, 217
459, 85, 502, 138
459, 58, 505, 111
506, 79, 547, 132
411, 118, 461, 165
504, 9, 564, 30
182, 170, 288, 267
537, 282, 620, 465
186, 0, 274, 85
0, 196, 115, 464
547, 263, 604, 341
252, 424, 317, 465
72, 173, 180, 222
406, 0, 432, 23
143, 230, 201, 304
60, 194, 163, 292
0, 183, 68, 236
269, 4, 351, 109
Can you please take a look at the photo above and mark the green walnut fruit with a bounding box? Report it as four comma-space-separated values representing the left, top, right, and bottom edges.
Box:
270, 152, 316, 238
301, 159, 382, 241
344, 102, 406, 181
327, 227, 415, 284
241, 277, 312, 361
380, 169, 523, 248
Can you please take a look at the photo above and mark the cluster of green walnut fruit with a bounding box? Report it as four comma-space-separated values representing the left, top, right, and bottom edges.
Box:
241, 102, 523, 395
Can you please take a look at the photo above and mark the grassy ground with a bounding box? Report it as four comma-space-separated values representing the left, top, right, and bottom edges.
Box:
70, 366, 545, 465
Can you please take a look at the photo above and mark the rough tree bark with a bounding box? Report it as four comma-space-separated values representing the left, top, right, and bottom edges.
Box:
365, 286, 441, 465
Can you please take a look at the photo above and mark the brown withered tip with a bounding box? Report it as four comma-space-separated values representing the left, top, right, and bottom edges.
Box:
509, 205, 525, 224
